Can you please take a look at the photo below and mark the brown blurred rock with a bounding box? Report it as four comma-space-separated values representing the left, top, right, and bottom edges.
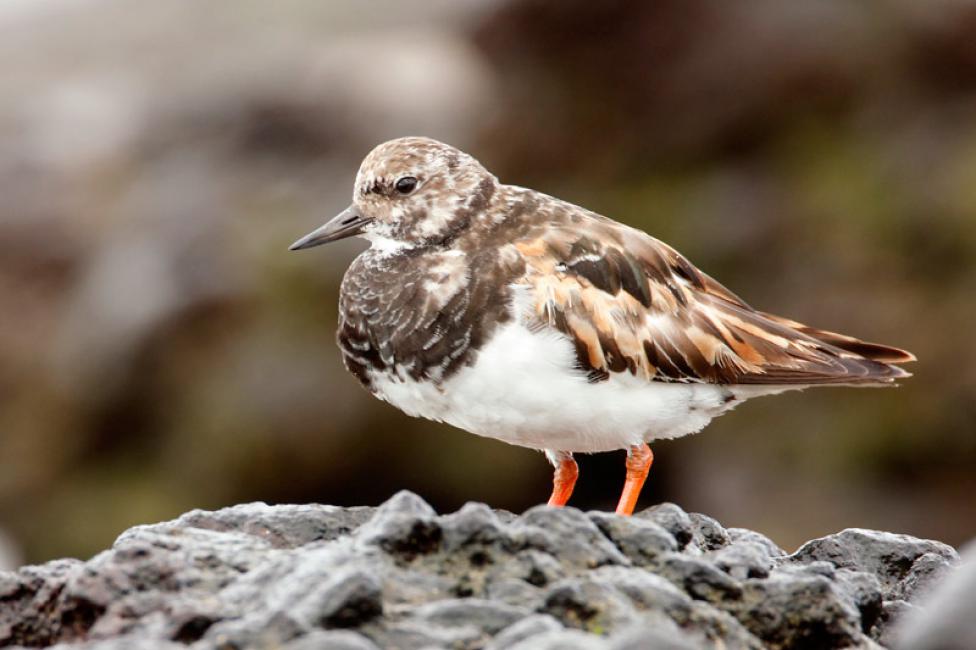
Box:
0, 0, 503, 563
0, 529, 20, 572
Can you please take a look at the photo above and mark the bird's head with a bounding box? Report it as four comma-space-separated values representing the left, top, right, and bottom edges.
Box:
289, 137, 496, 253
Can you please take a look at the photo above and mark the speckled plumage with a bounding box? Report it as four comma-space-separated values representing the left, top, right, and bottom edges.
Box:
291, 136, 915, 511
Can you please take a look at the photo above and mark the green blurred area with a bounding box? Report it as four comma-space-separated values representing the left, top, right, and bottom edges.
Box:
0, 0, 974, 565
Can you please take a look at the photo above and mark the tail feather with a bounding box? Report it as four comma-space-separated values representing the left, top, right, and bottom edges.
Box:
733, 351, 912, 385
699, 274, 916, 378
798, 328, 915, 364
759, 312, 916, 365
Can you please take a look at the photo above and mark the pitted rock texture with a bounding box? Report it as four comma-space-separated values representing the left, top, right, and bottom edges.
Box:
0, 493, 960, 650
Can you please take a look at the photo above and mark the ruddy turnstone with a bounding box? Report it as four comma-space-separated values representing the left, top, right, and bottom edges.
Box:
290, 137, 915, 516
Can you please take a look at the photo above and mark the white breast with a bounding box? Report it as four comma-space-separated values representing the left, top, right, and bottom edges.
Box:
368, 319, 789, 454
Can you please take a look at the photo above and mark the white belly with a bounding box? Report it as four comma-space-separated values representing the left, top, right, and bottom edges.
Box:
367, 321, 792, 453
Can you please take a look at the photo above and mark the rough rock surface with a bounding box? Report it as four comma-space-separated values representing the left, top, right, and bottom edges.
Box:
893, 541, 976, 650
0, 493, 959, 650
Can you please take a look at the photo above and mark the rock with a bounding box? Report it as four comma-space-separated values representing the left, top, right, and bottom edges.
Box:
413, 598, 528, 634
732, 571, 864, 649
487, 614, 563, 649
834, 568, 884, 635
657, 554, 744, 604
539, 577, 638, 632
356, 490, 443, 559
507, 628, 607, 650
368, 617, 484, 649
47, 640, 185, 650
0, 494, 964, 649
441, 502, 510, 552
297, 567, 383, 629
283, 630, 382, 650
610, 623, 699, 650
515, 505, 629, 568
0, 528, 21, 572
878, 599, 914, 648
893, 542, 976, 650
636, 503, 695, 550
588, 511, 677, 565
789, 528, 957, 602
176, 502, 376, 548
727, 528, 786, 559
589, 566, 760, 649
687, 513, 732, 552
709, 538, 778, 580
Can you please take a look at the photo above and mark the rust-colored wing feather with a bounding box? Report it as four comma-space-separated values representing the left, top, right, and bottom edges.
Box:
512, 222, 915, 386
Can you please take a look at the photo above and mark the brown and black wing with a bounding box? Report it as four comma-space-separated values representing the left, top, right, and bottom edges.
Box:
512, 223, 914, 386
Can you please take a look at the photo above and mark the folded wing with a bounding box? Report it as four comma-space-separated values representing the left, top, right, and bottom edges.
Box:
512, 224, 914, 386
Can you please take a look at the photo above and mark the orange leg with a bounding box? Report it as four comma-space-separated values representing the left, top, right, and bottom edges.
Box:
546, 451, 578, 507
615, 443, 654, 516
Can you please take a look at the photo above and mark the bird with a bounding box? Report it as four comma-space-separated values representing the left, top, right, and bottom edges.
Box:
289, 136, 915, 516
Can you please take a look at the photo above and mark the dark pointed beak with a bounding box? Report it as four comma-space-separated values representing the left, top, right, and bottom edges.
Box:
288, 205, 372, 251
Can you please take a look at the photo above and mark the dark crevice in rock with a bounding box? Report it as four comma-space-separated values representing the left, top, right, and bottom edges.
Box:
171, 615, 215, 643
58, 596, 106, 641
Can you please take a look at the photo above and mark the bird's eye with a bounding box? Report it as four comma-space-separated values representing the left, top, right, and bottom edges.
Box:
395, 176, 418, 195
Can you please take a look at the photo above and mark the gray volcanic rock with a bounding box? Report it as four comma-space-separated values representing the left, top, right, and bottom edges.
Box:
893, 543, 976, 650
0, 493, 961, 650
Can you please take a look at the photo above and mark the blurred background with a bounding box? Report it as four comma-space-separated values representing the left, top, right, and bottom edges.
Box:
1, 0, 975, 567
